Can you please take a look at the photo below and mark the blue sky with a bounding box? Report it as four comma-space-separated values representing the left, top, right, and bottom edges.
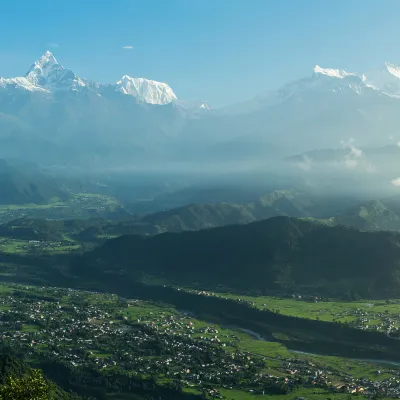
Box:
1, 0, 400, 106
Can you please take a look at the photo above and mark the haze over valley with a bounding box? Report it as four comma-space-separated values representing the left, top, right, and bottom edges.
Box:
3, 1, 400, 399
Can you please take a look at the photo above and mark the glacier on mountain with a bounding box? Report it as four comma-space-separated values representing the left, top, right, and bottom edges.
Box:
116, 75, 177, 105
0, 51, 178, 105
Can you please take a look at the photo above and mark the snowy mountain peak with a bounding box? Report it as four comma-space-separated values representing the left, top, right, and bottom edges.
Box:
199, 101, 211, 110
0, 52, 180, 104
24, 51, 86, 91
384, 62, 400, 79
174, 99, 211, 112
364, 62, 400, 96
313, 65, 356, 79
116, 75, 177, 105
41, 50, 58, 66
26, 51, 60, 84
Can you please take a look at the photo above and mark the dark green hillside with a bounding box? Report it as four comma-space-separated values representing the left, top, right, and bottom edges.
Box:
0, 217, 108, 242
0, 354, 31, 384
77, 189, 310, 237
0, 160, 67, 205
0, 218, 65, 241
335, 198, 400, 232
141, 202, 255, 232
0, 354, 84, 399
132, 190, 318, 233
74, 216, 400, 297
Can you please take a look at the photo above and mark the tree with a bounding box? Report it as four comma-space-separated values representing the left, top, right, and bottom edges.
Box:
0, 369, 51, 400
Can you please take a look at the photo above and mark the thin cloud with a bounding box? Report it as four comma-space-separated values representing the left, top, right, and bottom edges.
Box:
391, 177, 400, 187
122, 45, 134, 49
365, 163, 377, 174
340, 138, 363, 169
344, 159, 358, 169
47, 43, 60, 48
296, 155, 312, 171
338, 138, 376, 172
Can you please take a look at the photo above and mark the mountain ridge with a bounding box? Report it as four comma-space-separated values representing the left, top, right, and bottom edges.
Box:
73, 216, 400, 298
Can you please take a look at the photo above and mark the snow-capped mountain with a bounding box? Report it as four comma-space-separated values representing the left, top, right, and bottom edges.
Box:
0, 51, 178, 105
365, 62, 400, 97
26, 51, 87, 91
116, 75, 177, 105
2, 52, 400, 168
179, 62, 400, 160
174, 99, 211, 113
220, 64, 378, 116
0, 51, 86, 93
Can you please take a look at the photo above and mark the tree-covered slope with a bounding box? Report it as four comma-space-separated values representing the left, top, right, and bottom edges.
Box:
0, 354, 84, 399
334, 197, 400, 232
74, 216, 400, 297
0, 160, 67, 205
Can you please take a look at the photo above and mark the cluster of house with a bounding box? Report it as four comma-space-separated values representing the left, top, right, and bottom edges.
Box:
280, 357, 400, 397
0, 284, 399, 399
0, 286, 275, 395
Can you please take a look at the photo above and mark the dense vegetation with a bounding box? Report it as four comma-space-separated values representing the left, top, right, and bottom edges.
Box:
335, 198, 400, 232
74, 216, 400, 298
0, 160, 68, 205
0, 354, 84, 399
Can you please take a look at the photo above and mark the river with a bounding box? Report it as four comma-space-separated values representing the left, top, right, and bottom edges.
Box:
236, 328, 400, 367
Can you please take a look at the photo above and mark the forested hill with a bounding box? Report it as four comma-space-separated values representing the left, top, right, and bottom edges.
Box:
0, 160, 67, 205
140, 189, 328, 233
77, 189, 336, 239
73, 216, 400, 298
0, 354, 84, 399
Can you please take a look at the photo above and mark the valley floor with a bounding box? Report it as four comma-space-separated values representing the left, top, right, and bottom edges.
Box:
0, 282, 397, 399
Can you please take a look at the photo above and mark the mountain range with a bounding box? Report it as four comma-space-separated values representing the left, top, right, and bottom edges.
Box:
71, 190, 400, 239
3, 52, 400, 169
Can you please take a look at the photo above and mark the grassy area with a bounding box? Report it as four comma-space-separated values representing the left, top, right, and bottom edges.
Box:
0, 238, 27, 253
192, 290, 400, 332
220, 387, 392, 400
90, 350, 113, 359
96, 234, 119, 239
0, 237, 81, 255
0, 192, 124, 226
71, 192, 120, 206
21, 324, 41, 333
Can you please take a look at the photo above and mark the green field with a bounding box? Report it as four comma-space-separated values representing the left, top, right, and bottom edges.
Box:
189, 290, 400, 333
0, 237, 81, 254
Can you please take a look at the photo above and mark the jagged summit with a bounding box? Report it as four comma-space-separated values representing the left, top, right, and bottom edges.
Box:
313, 65, 356, 79
115, 75, 177, 105
25, 51, 60, 83
0, 51, 181, 105
24, 50, 86, 90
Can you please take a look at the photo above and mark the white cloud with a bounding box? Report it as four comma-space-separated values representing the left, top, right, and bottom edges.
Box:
392, 177, 400, 186
344, 159, 358, 169
122, 45, 134, 49
296, 155, 312, 171
340, 138, 364, 169
365, 163, 377, 173
47, 43, 60, 48
340, 138, 363, 158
